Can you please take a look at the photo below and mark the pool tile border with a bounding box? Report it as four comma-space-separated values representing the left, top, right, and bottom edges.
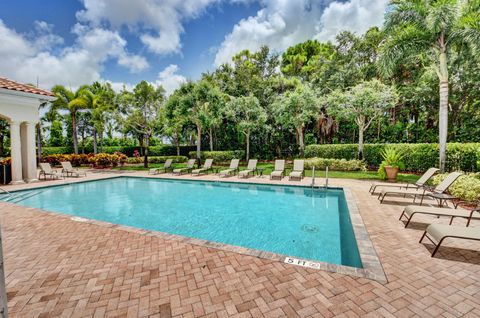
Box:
4, 174, 387, 283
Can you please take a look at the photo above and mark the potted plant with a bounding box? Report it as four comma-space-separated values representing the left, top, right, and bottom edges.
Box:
378, 146, 405, 181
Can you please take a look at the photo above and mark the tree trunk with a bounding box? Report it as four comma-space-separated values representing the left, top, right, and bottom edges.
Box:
99, 131, 103, 153
93, 128, 98, 154
196, 125, 202, 163
143, 134, 149, 168
71, 112, 79, 154
175, 133, 180, 156
245, 131, 250, 162
209, 128, 213, 151
358, 127, 364, 160
297, 126, 305, 157
36, 123, 42, 162
438, 80, 448, 172
437, 43, 449, 172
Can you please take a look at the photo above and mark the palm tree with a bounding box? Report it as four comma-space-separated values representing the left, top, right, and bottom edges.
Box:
51, 85, 90, 154
380, 0, 480, 171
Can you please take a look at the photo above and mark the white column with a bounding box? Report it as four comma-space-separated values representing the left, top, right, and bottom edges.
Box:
9, 121, 24, 184
24, 122, 38, 182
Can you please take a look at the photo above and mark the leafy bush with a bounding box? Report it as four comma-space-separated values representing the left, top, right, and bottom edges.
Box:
431, 173, 480, 202
304, 158, 367, 171
43, 145, 197, 157
42, 153, 127, 168
126, 156, 188, 164
0, 157, 11, 165
305, 143, 480, 172
189, 150, 246, 162
42, 154, 91, 166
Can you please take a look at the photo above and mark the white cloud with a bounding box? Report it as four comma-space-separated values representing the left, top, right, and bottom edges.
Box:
0, 19, 148, 89
155, 64, 187, 96
106, 65, 186, 96
214, 0, 388, 66
77, 0, 220, 55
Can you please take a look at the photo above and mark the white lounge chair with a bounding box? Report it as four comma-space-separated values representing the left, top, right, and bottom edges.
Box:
192, 159, 214, 175
289, 160, 304, 181
149, 158, 173, 175
220, 159, 240, 177
400, 205, 480, 228
173, 159, 196, 175
61, 161, 87, 177
270, 160, 285, 180
238, 159, 257, 178
378, 172, 462, 205
370, 167, 439, 194
420, 224, 480, 257
39, 163, 63, 180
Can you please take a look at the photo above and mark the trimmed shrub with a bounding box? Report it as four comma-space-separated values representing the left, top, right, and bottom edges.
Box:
432, 173, 480, 202
42, 153, 127, 168
304, 158, 367, 171
43, 145, 197, 157
188, 150, 246, 162
42, 147, 72, 155
305, 143, 480, 172
126, 156, 188, 164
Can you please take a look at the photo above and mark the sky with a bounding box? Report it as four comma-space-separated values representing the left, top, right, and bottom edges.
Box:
0, 0, 388, 95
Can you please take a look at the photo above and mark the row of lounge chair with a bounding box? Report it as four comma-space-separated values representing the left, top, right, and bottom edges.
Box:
371, 168, 480, 257
39, 162, 86, 180
149, 158, 305, 180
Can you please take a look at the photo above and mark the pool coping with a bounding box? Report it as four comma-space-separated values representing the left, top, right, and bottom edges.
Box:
1, 174, 387, 283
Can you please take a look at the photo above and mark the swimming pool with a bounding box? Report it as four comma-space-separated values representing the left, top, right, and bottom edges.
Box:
3, 177, 362, 268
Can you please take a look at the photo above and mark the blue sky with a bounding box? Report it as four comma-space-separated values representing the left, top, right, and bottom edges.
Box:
0, 0, 388, 94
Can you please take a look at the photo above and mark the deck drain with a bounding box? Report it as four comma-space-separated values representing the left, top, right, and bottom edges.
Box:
301, 224, 319, 233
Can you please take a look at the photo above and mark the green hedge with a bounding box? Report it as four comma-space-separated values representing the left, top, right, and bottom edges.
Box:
304, 158, 367, 171
305, 143, 480, 172
42, 145, 196, 157
188, 150, 246, 162
126, 156, 188, 164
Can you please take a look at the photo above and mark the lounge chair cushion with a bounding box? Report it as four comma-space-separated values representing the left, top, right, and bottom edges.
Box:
380, 188, 424, 196
173, 168, 184, 173
404, 205, 472, 218
271, 170, 283, 177
290, 171, 303, 178
427, 224, 480, 242
239, 169, 253, 176
220, 168, 234, 175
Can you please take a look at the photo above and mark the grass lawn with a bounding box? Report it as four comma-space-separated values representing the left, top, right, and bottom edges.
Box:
113, 161, 420, 183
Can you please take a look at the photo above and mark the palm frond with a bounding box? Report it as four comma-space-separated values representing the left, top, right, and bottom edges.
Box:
384, 0, 428, 32
379, 25, 432, 77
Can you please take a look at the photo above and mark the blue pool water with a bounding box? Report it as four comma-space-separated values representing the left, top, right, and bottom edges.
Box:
4, 177, 362, 267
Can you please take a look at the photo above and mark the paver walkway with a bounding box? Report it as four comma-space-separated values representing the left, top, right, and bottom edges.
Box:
1, 171, 479, 317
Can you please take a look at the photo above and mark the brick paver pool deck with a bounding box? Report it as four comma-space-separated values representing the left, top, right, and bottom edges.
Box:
1, 170, 479, 317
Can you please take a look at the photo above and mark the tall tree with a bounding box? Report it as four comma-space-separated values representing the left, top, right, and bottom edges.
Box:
178, 80, 223, 161
380, 0, 480, 171
274, 83, 320, 157
51, 85, 90, 154
225, 95, 267, 161
120, 81, 165, 167
327, 79, 398, 159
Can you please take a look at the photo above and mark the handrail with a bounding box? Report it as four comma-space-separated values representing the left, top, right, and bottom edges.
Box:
311, 167, 315, 187
325, 166, 329, 189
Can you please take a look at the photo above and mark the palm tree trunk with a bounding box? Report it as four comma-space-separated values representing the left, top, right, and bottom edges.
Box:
196, 125, 202, 163
175, 133, 180, 156
93, 128, 98, 154
71, 112, 79, 154
439, 80, 448, 172
437, 49, 449, 172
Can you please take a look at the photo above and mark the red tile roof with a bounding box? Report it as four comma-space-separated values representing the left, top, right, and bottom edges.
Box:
0, 77, 55, 97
